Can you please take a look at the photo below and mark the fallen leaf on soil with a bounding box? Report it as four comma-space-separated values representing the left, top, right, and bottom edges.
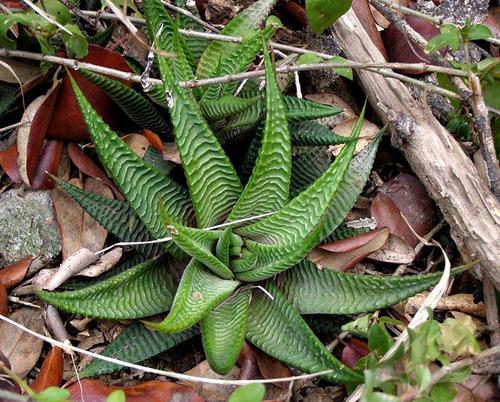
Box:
30, 139, 64, 189
17, 79, 61, 186
0, 283, 7, 317
308, 228, 389, 271
122, 134, 150, 158
0, 351, 21, 396
0, 144, 22, 184
371, 173, 436, 247
405, 292, 486, 317
183, 360, 239, 401
52, 177, 111, 259
255, 348, 291, 389
0, 256, 32, 288
143, 129, 164, 154
352, 0, 388, 58
47, 45, 133, 142
30, 347, 63, 392
0, 307, 44, 378
163, 142, 182, 164
341, 338, 369, 369
368, 233, 416, 264
67, 143, 120, 197
462, 374, 499, 401
237, 342, 259, 381
0, 57, 40, 84
67, 379, 205, 402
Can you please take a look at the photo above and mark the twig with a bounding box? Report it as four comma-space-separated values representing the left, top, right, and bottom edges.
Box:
58, 0, 96, 27
0, 48, 465, 100
161, 0, 218, 33
369, 0, 500, 46
0, 313, 347, 385
470, 75, 500, 199
21, 0, 73, 35
483, 277, 500, 346
0, 389, 29, 402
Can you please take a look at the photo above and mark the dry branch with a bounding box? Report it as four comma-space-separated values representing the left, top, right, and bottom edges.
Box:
331, 9, 500, 288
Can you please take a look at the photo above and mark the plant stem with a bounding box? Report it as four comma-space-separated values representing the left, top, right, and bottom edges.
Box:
0, 360, 34, 396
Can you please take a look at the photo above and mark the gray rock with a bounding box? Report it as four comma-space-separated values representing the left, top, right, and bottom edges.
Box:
0, 189, 61, 266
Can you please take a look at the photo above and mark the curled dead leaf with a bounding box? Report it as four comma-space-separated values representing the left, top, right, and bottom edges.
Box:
341, 338, 369, 369
122, 134, 150, 159
0, 256, 31, 288
0, 283, 7, 317
143, 129, 164, 154
255, 348, 291, 389
309, 228, 389, 271
0, 144, 22, 184
368, 233, 416, 264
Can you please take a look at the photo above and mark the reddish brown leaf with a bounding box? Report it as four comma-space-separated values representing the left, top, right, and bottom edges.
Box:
381, 16, 442, 74
67, 143, 121, 198
0, 144, 22, 183
143, 129, 164, 154
0, 283, 7, 317
309, 228, 389, 271
30, 347, 63, 392
341, 338, 369, 369
30, 140, 64, 189
47, 45, 133, 142
275, 0, 306, 30
352, 0, 388, 59
122, 134, 149, 158
67, 379, 205, 402
255, 349, 291, 389
319, 228, 387, 253
371, 173, 436, 247
0, 256, 31, 288
237, 341, 259, 380
0, 351, 22, 397
17, 80, 61, 186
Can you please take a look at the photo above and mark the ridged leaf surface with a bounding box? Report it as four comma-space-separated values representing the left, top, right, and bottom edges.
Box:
228, 39, 291, 221
246, 282, 363, 384
200, 96, 260, 121
156, 50, 243, 227
201, 288, 250, 374
290, 121, 349, 146
79, 69, 169, 136
279, 260, 457, 315
70, 78, 193, 259
80, 323, 199, 377
145, 259, 239, 333
36, 258, 176, 319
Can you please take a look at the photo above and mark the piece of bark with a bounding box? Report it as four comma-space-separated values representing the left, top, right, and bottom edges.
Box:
331, 9, 500, 288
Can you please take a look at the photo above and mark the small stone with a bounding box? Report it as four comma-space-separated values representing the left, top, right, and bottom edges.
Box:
0, 189, 61, 266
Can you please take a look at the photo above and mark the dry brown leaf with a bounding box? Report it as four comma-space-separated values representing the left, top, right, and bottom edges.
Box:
0, 307, 44, 378
0, 256, 32, 288
368, 233, 416, 264
405, 292, 486, 317
0, 57, 40, 84
162, 142, 182, 164
0, 283, 7, 317
30, 347, 63, 392
123, 134, 150, 158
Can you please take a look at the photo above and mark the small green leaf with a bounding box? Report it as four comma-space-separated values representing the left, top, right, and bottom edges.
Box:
430, 382, 456, 402
306, 0, 352, 35
296, 53, 353, 80
61, 24, 89, 58
32, 387, 70, 402
462, 23, 492, 41
426, 24, 461, 53
106, 390, 125, 402
438, 315, 480, 357
228, 384, 266, 402
368, 323, 393, 356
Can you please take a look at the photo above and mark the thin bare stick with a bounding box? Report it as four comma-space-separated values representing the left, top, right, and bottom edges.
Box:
0, 121, 28, 134
161, 0, 219, 33
0, 313, 343, 385
0, 51, 464, 98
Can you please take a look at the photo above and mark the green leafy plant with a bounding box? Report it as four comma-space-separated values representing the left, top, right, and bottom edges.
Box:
305, 0, 353, 35
0, 0, 88, 58
36, 0, 465, 384
426, 21, 492, 53
356, 312, 479, 402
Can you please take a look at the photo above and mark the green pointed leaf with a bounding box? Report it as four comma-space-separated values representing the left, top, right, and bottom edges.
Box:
215, 228, 233, 266
36, 258, 176, 319
306, 0, 352, 35
279, 260, 466, 315
233, 107, 364, 281
143, 0, 194, 83
79, 69, 169, 136
200, 96, 260, 121
290, 146, 331, 196
160, 207, 234, 279
52, 176, 166, 259
290, 121, 349, 146
246, 282, 363, 384
201, 288, 250, 374
175, 0, 208, 64
324, 224, 371, 242
80, 322, 199, 377
145, 259, 239, 333
156, 48, 243, 228
70, 77, 193, 258
228, 38, 291, 221
196, 0, 278, 80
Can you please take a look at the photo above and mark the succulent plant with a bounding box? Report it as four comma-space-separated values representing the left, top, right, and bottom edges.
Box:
36, 0, 459, 384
